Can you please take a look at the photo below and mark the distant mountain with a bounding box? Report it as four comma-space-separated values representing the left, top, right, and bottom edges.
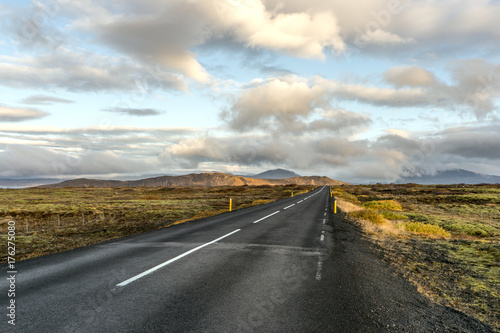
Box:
252, 169, 301, 179
397, 169, 500, 184
37, 172, 346, 188
0, 178, 63, 188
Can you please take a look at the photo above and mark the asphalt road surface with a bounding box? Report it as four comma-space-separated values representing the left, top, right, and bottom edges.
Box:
1, 186, 494, 332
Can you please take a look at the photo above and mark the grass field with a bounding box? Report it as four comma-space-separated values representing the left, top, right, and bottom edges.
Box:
333, 183, 499, 330
0, 185, 314, 263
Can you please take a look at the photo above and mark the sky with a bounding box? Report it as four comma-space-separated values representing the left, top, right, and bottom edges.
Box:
0, 0, 499, 183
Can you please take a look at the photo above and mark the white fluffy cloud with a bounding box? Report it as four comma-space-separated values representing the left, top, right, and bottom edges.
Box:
273, 0, 500, 56
216, 0, 345, 58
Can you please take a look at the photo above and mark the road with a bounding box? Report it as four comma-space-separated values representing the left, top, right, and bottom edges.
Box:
1, 186, 494, 332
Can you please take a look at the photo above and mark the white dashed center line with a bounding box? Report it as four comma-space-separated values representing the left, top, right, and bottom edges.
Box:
116, 229, 241, 287
253, 211, 280, 224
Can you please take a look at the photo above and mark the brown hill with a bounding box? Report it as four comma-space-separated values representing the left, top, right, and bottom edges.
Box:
37, 172, 346, 188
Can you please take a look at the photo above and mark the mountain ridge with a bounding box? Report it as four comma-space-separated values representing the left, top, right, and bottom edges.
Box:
397, 169, 500, 184
251, 169, 301, 179
36, 172, 346, 188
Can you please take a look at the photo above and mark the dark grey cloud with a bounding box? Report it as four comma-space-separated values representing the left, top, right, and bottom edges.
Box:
372, 124, 500, 178
102, 107, 164, 117
438, 128, 500, 160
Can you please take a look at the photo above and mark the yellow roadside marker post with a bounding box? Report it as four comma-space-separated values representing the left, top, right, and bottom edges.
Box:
229, 198, 232, 212
291, 192, 294, 197
334, 200, 337, 214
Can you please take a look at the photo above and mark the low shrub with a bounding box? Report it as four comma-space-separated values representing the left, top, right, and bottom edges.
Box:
350, 209, 385, 224
381, 211, 407, 220
445, 223, 495, 238
363, 200, 402, 211
403, 222, 451, 238
332, 189, 360, 204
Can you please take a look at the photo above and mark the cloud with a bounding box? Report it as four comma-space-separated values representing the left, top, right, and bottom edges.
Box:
160, 132, 409, 181
373, 124, 500, 178
225, 66, 499, 135
332, 82, 426, 107
0, 125, 196, 136
225, 76, 330, 130
72, 0, 344, 83
447, 59, 500, 118
86, 2, 211, 82
438, 127, 500, 160
0, 125, 199, 168
264, 0, 500, 57
102, 107, 164, 116
20, 95, 74, 105
3, 1, 66, 51
357, 29, 416, 46
0, 105, 48, 122
341, 62, 499, 117
224, 75, 427, 131
216, 1, 345, 58
0, 145, 153, 177
0, 48, 187, 92
384, 66, 436, 88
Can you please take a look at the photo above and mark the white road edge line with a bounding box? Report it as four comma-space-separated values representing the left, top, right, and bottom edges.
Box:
116, 229, 241, 288
284, 203, 295, 210
297, 200, 303, 203
253, 210, 280, 224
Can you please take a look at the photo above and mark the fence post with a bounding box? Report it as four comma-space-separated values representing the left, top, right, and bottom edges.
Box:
58, 215, 60, 227
26, 218, 29, 234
